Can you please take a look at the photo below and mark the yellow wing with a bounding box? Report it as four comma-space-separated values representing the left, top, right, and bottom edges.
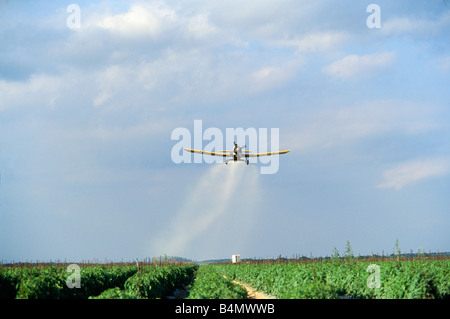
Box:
245, 150, 290, 157
184, 148, 230, 157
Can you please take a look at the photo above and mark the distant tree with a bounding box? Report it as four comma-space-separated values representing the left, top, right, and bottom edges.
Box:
332, 247, 340, 260
345, 240, 354, 259
394, 238, 401, 261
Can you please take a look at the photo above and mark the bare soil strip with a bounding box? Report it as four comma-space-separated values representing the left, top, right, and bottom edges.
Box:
231, 279, 277, 299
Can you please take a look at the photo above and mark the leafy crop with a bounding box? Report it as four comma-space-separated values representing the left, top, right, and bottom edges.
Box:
0, 264, 197, 299
187, 265, 247, 299
12, 265, 137, 299
211, 258, 450, 299
123, 265, 197, 299
90, 287, 141, 299
2, 258, 448, 299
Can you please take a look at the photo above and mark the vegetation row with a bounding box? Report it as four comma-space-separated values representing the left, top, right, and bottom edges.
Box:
210, 259, 450, 299
1, 258, 449, 299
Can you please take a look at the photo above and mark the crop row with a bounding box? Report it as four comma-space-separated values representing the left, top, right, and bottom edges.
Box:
0, 264, 198, 299
4, 259, 447, 299
0, 265, 137, 299
186, 265, 247, 299
0, 264, 247, 299
210, 259, 450, 299
92, 264, 198, 299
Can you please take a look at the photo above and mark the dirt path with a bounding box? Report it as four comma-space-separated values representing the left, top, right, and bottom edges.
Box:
231, 279, 277, 299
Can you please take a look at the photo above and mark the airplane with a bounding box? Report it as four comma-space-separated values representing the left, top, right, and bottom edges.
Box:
184, 141, 290, 165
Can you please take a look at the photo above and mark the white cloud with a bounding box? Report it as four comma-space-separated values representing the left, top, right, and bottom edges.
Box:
91, 2, 233, 47
97, 3, 177, 37
286, 99, 440, 152
382, 11, 450, 37
250, 58, 305, 93
187, 14, 218, 39
93, 92, 111, 107
276, 31, 349, 53
0, 74, 65, 111
377, 157, 450, 190
87, 120, 170, 142
323, 52, 396, 79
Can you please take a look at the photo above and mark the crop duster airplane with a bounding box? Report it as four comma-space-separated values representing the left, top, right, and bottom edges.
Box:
184, 141, 290, 165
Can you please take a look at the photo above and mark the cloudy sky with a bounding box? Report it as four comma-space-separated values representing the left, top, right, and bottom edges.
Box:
1, 0, 449, 262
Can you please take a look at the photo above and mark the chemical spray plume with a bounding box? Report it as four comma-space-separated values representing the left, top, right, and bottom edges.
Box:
151, 162, 260, 258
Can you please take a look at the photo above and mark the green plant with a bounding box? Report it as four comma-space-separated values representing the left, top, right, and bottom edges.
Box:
187, 266, 247, 299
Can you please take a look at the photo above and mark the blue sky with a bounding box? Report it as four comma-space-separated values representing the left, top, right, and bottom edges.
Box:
1, 0, 449, 261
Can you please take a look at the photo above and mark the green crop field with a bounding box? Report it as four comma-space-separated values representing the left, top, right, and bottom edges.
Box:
1, 257, 449, 299
0, 261, 198, 299
209, 258, 450, 299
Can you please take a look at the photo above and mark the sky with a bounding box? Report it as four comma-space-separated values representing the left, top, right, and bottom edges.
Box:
0, 0, 449, 262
